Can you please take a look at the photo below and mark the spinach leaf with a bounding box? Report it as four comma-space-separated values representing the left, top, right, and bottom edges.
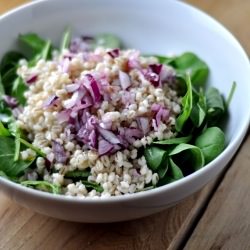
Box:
206, 87, 225, 126
21, 180, 61, 194
0, 136, 34, 176
169, 143, 205, 171
0, 121, 11, 136
11, 77, 27, 105
150, 55, 175, 65
226, 81, 237, 108
169, 52, 209, 87
153, 135, 192, 145
81, 181, 104, 193
195, 126, 225, 164
0, 51, 24, 75
1, 67, 18, 95
157, 160, 169, 179
0, 100, 13, 123
64, 169, 90, 180
19, 137, 45, 157
175, 74, 193, 132
168, 158, 184, 179
94, 33, 121, 49
190, 88, 206, 128
0, 74, 4, 95
60, 28, 71, 52
144, 146, 167, 171
19, 33, 48, 55
19, 33, 52, 65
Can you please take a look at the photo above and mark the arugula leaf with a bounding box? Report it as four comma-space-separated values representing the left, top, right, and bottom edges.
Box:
81, 181, 104, 193
175, 74, 193, 132
153, 135, 192, 145
21, 180, 61, 194
0, 136, 34, 176
144, 146, 167, 171
60, 28, 71, 52
195, 126, 225, 164
169, 143, 205, 171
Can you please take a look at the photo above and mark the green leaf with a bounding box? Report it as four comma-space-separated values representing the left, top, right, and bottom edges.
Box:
0, 136, 34, 176
226, 81, 236, 108
21, 180, 61, 194
175, 74, 193, 132
11, 77, 27, 105
190, 88, 206, 128
19, 137, 45, 157
19, 33, 48, 54
0, 51, 24, 75
153, 135, 192, 145
206, 87, 225, 126
0, 121, 11, 136
1, 67, 18, 94
168, 158, 184, 179
0, 100, 13, 123
157, 160, 169, 179
94, 33, 121, 49
169, 143, 205, 171
195, 127, 225, 164
151, 55, 175, 65
0, 74, 5, 95
81, 181, 104, 193
14, 129, 21, 161
144, 146, 167, 171
64, 169, 90, 180
169, 52, 209, 87
60, 27, 71, 52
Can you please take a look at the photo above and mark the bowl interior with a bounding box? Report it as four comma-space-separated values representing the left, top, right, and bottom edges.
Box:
0, 0, 250, 222
1, 0, 249, 147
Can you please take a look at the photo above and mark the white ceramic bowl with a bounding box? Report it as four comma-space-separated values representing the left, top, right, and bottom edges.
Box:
0, 0, 250, 223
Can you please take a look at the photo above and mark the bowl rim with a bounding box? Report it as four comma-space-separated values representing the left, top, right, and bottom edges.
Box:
1, 0, 250, 204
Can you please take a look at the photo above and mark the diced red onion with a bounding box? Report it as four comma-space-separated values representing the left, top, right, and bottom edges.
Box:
98, 127, 120, 144
52, 140, 67, 164
137, 117, 150, 135
149, 64, 162, 75
63, 89, 85, 109
12, 106, 23, 118
119, 71, 131, 90
2, 95, 18, 108
156, 107, 170, 126
107, 49, 120, 58
98, 139, 114, 156
65, 83, 81, 93
57, 110, 71, 124
89, 129, 98, 149
62, 58, 70, 73
43, 95, 59, 108
26, 74, 38, 84
85, 74, 102, 102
